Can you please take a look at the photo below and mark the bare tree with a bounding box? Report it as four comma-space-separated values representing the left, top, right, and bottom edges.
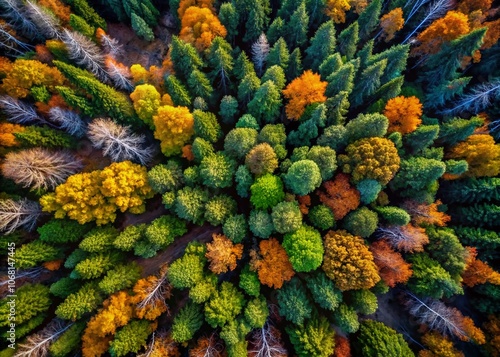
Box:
0, 21, 34, 55
248, 323, 288, 357
0, 96, 50, 126
136, 265, 171, 312
252, 33, 269, 77
376, 225, 429, 253
105, 58, 133, 91
24, 0, 61, 39
2, 148, 82, 190
14, 319, 72, 357
189, 333, 225, 357
441, 80, 500, 116
62, 29, 108, 81
99, 32, 123, 58
87, 118, 154, 165
405, 292, 469, 340
138, 331, 179, 357
0, 0, 39, 39
48, 107, 87, 138
0, 198, 42, 234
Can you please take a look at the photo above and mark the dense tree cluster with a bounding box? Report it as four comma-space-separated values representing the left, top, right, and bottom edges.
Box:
1, 0, 499, 355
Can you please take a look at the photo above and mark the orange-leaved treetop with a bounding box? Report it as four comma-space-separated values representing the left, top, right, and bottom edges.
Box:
282, 70, 327, 120
384, 96, 423, 134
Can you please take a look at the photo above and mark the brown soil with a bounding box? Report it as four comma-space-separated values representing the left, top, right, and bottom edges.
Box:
107, 12, 173, 68
136, 224, 220, 278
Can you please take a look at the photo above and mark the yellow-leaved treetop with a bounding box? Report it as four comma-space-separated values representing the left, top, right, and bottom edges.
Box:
384, 96, 423, 134
325, 0, 351, 23
130, 84, 162, 128
0, 59, 65, 98
82, 291, 135, 357
205, 233, 243, 274
0, 123, 24, 147
446, 134, 500, 177
153, 105, 195, 157
179, 6, 227, 52
340, 137, 401, 185
322, 230, 380, 291
282, 70, 327, 120
380, 8, 405, 42
412, 11, 470, 56
40, 161, 153, 225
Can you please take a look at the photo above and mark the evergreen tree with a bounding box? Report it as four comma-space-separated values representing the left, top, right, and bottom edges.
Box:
219, 3, 239, 42
287, 316, 335, 357
287, 47, 303, 81
355, 320, 415, 357
131, 13, 153, 41
319, 53, 343, 79
165, 75, 192, 107
277, 278, 312, 325
55, 282, 103, 320
284, 2, 309, 48
170, 36, 203, 81
437, 116, 483, 146
357, 0, 382, 40
172, 303, 204, 342
266, 38, 290, 70
326, 61, 357, 97
109, 320, 153, 357
337, 22, 359, 60
306, 271, 342, 311
305, 20, 336, 71
247, 81, 282, 124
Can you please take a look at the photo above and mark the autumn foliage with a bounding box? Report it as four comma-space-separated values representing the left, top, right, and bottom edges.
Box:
462, 247, 500, 287
378, 224, 429, 253
370, 239, 413, 287
250, 238, 295, 289
40, 161, 154, 225
317, 173, 360, 220
325, 0, 351, 23
403, 200, 451, 227
205, 233, 243, 274
153, 105, 195, 157
412, 11, 470, 56
132, 265, 172, 320
333, 335, 352, 357
82, 291, 135, 357
0, 59, 65, 98
384, 96, 423, 134
419, 332, 465, 357
0, 122, 23, 147
322, 230, 380, 291
282, 70, 327, 120
446, 134, 500, 178
179, 6, 227, 52
380, 8, 405, 42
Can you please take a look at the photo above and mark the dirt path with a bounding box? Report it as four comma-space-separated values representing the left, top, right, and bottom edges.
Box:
136, 224, 221, 277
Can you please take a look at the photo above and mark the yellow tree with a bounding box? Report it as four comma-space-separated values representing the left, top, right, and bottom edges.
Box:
179, 6, 227, 52
82, 291, 135, 357
0, 123, 24, 147
133, 265, 172, 320
282, 70, 327, 120
412, 11, 470, 56
0, 59, 65, 98
40, 161, 153, 225
130, 84, 162, 128
380, 8, 405, 42
205, 233, 243, 274
384, 96, 422, 134
446, 134, 500, 177
153, 105, 195, 157
325, 0, 351, 23
322, 230, 380, 290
